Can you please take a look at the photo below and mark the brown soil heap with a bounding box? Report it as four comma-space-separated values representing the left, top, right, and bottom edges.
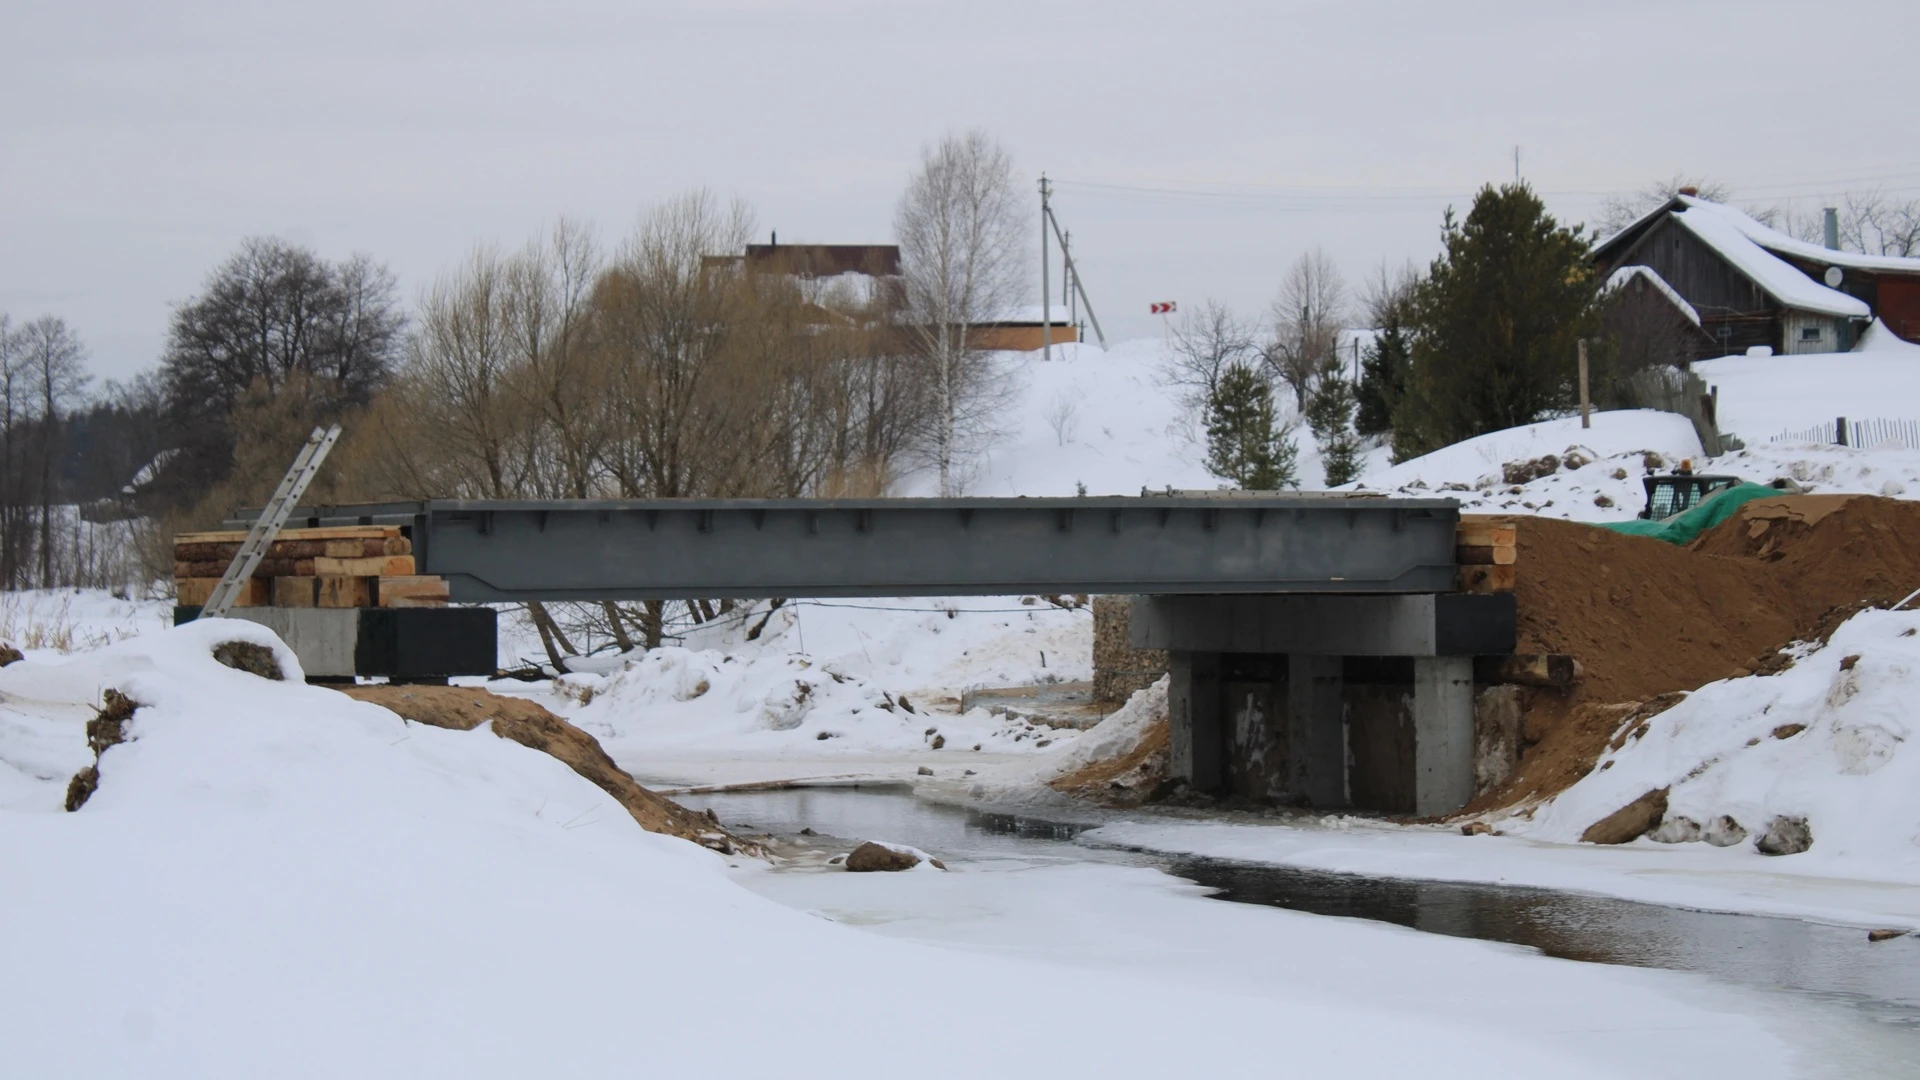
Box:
340, 685, 758, 855
1477, 494, 1920, 811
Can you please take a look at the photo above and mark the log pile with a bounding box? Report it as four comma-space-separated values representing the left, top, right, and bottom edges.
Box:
1456, 516, 1517, 594
174, 526, 450, 609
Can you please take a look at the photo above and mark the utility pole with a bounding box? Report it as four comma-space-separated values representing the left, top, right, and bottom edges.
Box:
1040, 174, 1052, 362
1578, 339, 1591, 429
1063, 229, 1077, 329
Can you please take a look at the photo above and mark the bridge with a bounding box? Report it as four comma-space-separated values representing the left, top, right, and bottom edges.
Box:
219, 494, 1516, 815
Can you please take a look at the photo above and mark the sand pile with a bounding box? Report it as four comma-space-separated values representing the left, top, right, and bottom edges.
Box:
1480, 494, 1920, 811
341, 685, 760, 855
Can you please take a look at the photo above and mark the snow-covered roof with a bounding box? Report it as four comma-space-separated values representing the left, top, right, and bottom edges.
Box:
1606, 265, 1701, 326
1677, 195, 1920, 275
1668, 207, 1871, 319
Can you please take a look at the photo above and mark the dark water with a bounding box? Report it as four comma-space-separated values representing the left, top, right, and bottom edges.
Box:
674, 786, 1920, 1029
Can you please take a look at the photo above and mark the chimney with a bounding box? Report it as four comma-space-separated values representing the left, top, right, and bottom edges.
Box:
1823, 208, 1840, 251
1678, 185, 1699, 197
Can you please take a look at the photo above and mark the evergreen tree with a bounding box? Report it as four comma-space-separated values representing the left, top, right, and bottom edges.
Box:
1355, 318, 1410, 438
1204, 364, 1297, 490
1304, 358, 1362, 486
1395, 184, 1600, 460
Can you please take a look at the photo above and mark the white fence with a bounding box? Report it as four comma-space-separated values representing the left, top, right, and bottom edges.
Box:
1770, 417, 1920, 450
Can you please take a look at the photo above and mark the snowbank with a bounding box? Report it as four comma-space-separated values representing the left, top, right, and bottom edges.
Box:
3, 622, 1709, 1079
1507, 607, 1920, 872
1698, 344, 1920, 445
1356, 410, 1702, 493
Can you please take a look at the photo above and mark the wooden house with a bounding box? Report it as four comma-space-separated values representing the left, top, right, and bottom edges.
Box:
1593, 193, 1920, 357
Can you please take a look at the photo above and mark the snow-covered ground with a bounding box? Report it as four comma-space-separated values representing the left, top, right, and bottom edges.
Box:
9, 619, 1871, 1079
1698, 319, 1920, 445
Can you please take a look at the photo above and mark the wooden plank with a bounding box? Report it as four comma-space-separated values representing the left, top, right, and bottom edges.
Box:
1456, 564, 1516, 594
1455, 544, 1518, 566
379, 575, 450, 608
175, 535, 408, 562
175, 557, 317, 579
272, 577, 318, 608
175, 525, 400, 545
1455, 520, 1518, 548
313, 554, 416, 577
317, 576, 373, 609
177, 577, 268, 607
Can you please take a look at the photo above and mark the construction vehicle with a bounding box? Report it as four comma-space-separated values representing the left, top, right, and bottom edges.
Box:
1637, 461, 1742, 521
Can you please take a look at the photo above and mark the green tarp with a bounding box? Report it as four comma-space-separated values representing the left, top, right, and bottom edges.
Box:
1597, 482, 1779, 545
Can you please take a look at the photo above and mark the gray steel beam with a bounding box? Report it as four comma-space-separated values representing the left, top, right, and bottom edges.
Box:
230, 496, 1460, 602
1129, 593, 1515, 657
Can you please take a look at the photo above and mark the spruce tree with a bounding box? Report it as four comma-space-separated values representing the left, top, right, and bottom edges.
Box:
1305, 358, 1363, 486
1204, 364, 1297, 490
1396, 183, 1601, 460
1355, 318, 1410, 438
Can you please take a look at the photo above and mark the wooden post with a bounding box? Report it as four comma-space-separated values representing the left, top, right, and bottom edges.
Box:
1578, 339, 1591, 429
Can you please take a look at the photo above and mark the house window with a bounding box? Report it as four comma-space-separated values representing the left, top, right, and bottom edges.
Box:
1801, 326, 1823, 342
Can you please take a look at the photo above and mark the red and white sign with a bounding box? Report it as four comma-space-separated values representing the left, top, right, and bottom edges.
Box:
1150, 301, 1177, 315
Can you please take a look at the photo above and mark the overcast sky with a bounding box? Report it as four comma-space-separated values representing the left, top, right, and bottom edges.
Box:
6, 0, 1918, 380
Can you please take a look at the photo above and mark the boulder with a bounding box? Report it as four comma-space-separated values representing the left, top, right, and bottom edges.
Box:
1755, 815, 1812, 856
1704, 815, 1748, 847
844, 842, 922, 872
1648, 816, 1702, 843
1580, 787, 1669, 845
0, 642, 22, 667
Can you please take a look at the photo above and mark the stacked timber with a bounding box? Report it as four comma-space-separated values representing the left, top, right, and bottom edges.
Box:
173, 526, 450, 609
1456, 517, 1517, 593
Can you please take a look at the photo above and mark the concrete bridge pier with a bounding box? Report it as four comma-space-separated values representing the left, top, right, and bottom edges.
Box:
1137, 594, 1511, 817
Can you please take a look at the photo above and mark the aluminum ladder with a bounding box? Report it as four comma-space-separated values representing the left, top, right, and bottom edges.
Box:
200, 424, 343, 618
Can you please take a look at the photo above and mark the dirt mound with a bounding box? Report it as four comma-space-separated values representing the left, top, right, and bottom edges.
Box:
1479, 495, 1920, 813
340, 685, 759, 856
1048, 717, 1169, 806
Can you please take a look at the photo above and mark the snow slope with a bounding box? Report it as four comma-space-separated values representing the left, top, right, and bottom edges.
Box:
1698, 335, 1920, 445
0, 620, 1801, 1079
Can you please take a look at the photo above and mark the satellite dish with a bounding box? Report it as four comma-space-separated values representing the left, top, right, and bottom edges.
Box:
1824, 265, 1844, 288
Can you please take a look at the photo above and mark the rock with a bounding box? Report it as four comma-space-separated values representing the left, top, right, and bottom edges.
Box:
1611, 468, 1629, 481
1771, 723, 1806, 740
1562, 449, 1593, 470
844, 841, 922, 872
815, 730, 833, 740
1593, 494, 1614, 508
798, 827, 816, 836
212, 640, 282, 680
1704, 815, 1748, 847
1580, 787, 1669, 844
916, 766, 933, 776
898, 695, 915, 714
0, 642, 22, 667
1503, 455, 1560, 485
1648, 816, 1702, 843
1461, 821, 1494, 836
930, 734, 945, 750
929, 858, 947, 871
1867, 928, 1907, 942
1839, 654, 1861, 671
828, 855, 845, 865
1754, 815, 1812, 856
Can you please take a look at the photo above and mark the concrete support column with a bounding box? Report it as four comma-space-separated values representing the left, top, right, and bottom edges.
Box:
1412, 655, 1475, 816
1167, 650, 1224, 793
1287, 654, 1346, 808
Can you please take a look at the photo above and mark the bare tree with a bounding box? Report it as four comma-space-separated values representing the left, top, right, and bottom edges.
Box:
895, 129, 1029, 495
1166, 299, 1257, 407
1266, 250, 1346, 409
16, 317, 90, 585
1595, 175, 1734, 237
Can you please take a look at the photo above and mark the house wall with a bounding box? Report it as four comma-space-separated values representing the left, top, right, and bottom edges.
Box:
970, 323, 1080, 352
1616, 216, 1776, 319
1879, 277, 1920, 344
1781, 310, 1842, 355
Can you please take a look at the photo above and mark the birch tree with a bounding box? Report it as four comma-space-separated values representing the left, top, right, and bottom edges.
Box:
894, 130, 1027, 495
